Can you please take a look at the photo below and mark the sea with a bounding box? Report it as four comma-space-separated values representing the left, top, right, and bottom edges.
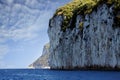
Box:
0, 69, 120, 80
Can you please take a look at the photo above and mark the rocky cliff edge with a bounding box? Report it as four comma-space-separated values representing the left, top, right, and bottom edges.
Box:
48, 0, 120, 70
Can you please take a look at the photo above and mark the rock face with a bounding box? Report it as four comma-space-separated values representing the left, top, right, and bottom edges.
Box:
29, 43, 50, 69
48, 0, 120, 70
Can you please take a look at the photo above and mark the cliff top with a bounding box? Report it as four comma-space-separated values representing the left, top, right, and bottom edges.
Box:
54, 0, 120, 31
44, 43, 50, 49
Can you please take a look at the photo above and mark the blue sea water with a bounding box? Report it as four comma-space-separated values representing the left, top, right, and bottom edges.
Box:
0, 69, 120, 80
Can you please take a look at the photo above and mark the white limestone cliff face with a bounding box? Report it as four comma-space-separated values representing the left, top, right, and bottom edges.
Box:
48, 4, 120, 70
29, 43, 50, 69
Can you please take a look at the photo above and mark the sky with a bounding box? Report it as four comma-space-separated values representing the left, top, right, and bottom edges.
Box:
0, 0, 71, 68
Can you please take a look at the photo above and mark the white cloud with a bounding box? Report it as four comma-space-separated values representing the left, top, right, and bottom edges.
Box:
0, 0, 70, 42
0, 0, 71, 68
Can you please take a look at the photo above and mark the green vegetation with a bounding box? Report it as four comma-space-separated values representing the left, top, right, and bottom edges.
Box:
54, 0, 97, 31
79, 22, 84, 31
93, 0, 120, 9
45, 43, 50, 49
54, 0, 120, 31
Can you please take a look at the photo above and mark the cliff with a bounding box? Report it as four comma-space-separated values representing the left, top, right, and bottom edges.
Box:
48, 0, 120, 70
29, 43, 50, 69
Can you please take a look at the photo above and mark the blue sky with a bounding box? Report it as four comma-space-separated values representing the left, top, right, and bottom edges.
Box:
0, 0, 71, 68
